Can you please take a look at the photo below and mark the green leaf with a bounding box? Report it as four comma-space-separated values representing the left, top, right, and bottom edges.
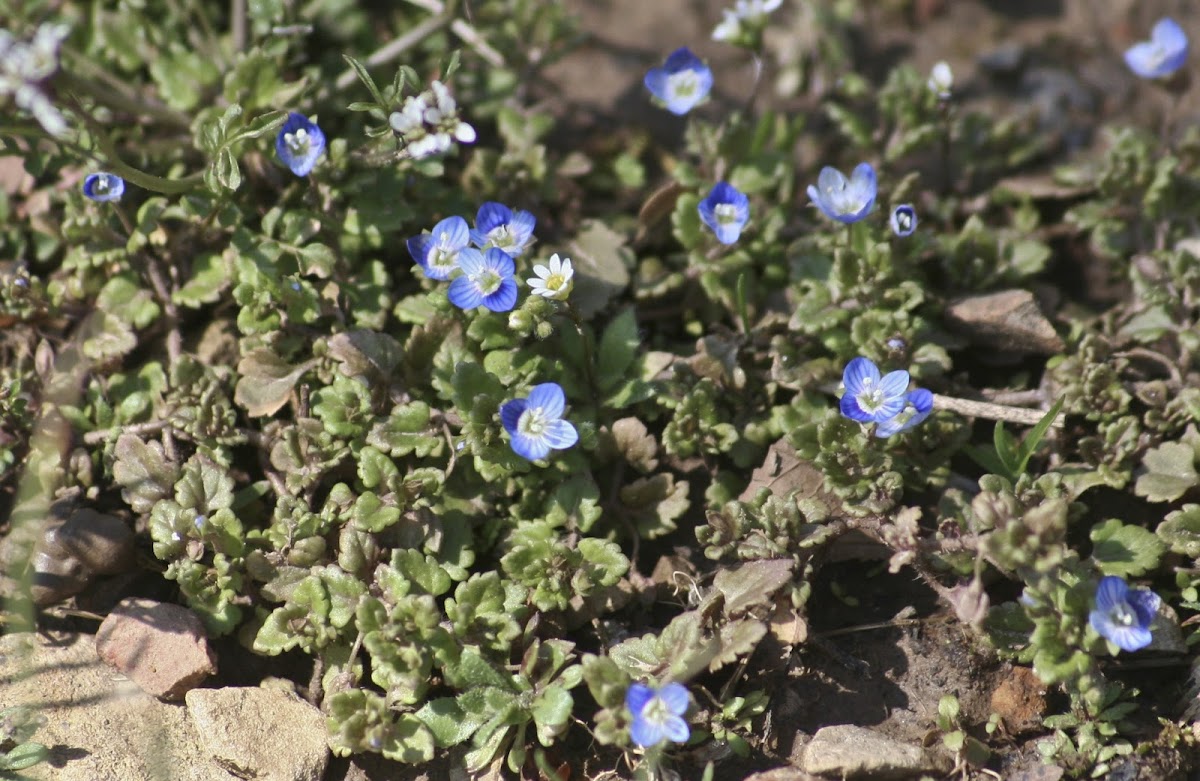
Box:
711, 558, 795, 616
382, 714, 436, 764
1089, 518, 1165, 577
174, 252, 232, 308
1156, 505, 1200, 557
1134, 441, 1199, 502
596, 308, 640, 391
351, 491, 400, 533
234, 348, 319, 417
214, 147, 243, 191
993, 421, 1019, 477
445, 648, 513, 691
391, 548, 452, 596
1014, 396, 1065, 474
566, 220, 633, 318
531, 685, 574, 745
416, 698, 478, 747
0, 741, 49, 771
343, 54, 388, 107
112, 434, 179, 514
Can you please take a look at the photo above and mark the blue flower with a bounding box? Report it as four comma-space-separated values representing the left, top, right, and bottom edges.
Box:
275, 112, 326, 176
890, 204, 917, 237
470, 202, 536, 257
447, 247, 519, 312
1125, 18, 1189, 80
408, 216, 470, 280
82, 172, 125, 202
500, 383, 579, 460
698, 182, 750, 244
873, 388, 933, 437
807, 163, 877, 224
1090, 575, 1160, 652
626, 682, 690, 748
839, 357, 910, 424
644, 47, 713, 116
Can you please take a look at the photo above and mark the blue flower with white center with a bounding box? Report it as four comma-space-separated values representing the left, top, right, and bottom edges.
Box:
1125, 18, 1188, 80
625, 682, 690, 748
698, 181, 750, 245
1090, 575, 1160, 652
873, 388, 933, 437
644, 47, 713, 116
499, 382, 579, 461
470, 202, 537, 257
890, 204, 917, 237
407, 216, 470, 280
839, 357, 910, 424
275, 112, 326, 177
82, 172, 125, 202
447, 247, 518, 312
807, 162, 877, 224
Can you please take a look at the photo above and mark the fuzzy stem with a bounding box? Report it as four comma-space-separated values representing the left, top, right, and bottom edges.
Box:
931, 393, 1063, 428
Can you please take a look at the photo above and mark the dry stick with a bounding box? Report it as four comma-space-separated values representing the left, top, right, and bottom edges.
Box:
332, 11, 452, 92
931, 393, 1063, 428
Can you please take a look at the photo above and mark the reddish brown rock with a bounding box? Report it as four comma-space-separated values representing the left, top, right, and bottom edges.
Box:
95, 598, 217, 700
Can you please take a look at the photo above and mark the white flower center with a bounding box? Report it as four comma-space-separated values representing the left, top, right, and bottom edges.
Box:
429, 231, 459, 272
642, 695, 671, 726
487, 226, 517, 252
895, 212, 912, 232
285, 129, 310, 155
666, 70, 702, 101
518, 407, 549, 438
472, 268, 502, 295
714, 203, 739, 226
855, 379, 885, 413
1112, 602, 1135, 627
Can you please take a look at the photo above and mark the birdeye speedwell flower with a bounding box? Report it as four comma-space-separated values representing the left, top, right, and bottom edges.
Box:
408, 216, 470, 280
471, 201, 536, 257
276, 112, 326, 176
500, 383, 579, 461
82, 172, 125, 203
626, 682, 690, 748
890, 204, 917, 237
447, 247, 518, 312
1125, 18, 1189, 80
644, 47, 713, 116
873, 389, 933, 438
698, 182, 750, 245
1090, 575, 1159, 652
808, 162, 877, 224
839, 357, 910, 424
527, 253, 574, 300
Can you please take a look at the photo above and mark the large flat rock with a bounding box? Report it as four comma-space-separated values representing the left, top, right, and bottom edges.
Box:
0, 632, 231, 781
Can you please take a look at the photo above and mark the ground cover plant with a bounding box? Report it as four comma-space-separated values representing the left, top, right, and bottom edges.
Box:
4, 1, 1200, 779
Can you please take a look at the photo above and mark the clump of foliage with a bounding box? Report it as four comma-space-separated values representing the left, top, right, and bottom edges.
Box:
3, 1, 1200, 779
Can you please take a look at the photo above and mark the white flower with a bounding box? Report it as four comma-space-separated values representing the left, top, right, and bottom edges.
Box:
712, 10, 741, 41
526, 253, 574, 300
928, 61, 953, 99
1, 21, 70, 137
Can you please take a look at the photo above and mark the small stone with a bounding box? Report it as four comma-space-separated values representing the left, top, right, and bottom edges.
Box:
945, 289, 1064, 355
186, 687, 330, 781
56, 508, 136, 575
96, 598, 217, 700
800, 724, 950, 780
